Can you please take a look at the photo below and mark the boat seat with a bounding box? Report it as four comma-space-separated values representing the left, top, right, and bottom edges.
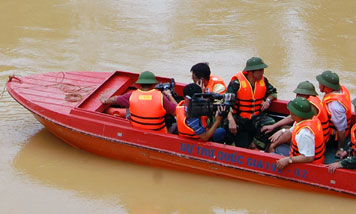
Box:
76, 72, 132, 112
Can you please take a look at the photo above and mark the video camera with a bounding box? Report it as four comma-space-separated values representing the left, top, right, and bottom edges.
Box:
155, 78, 175, 91
155, 78, 179, 100
185, 92, 235, 118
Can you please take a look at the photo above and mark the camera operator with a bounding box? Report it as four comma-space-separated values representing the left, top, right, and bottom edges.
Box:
176, 83, 226, 143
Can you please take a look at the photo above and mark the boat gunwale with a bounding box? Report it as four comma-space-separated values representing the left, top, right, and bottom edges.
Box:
6, 71, 356, 198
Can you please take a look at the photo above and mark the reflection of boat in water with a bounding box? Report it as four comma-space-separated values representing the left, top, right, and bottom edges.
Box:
6, 71, 356, 198
14, 129, 287, 213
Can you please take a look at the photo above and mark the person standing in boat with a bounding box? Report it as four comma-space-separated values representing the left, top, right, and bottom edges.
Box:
263, 81, 330, 152
175, 83, 226, 143
100, 71, 177, 133
328, 98, 356, 173
190, 62, 227, 94
276, 97, 325, 169
316, 70, 352, 159
225, 57, 277, 149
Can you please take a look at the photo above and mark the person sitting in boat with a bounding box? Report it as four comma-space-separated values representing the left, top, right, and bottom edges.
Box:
225, 57, 277, 150
316, 70, 352, 159
328, 98, 356, 174
176, 83, 226, 143
100, 71, 177, 133
263, 81, 330, 152
275, 97, 325, 169
190, 62, 227, 94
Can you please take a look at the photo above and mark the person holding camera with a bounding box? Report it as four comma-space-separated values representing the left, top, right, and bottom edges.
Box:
100, 71, 177, 133
226, 57, 277, 149
176, 83, 226, 143
190, 62, 227, 94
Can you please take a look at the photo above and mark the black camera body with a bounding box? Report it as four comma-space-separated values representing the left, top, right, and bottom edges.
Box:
155, 78, 175, 92
155, 78, 180, 100
186, 92, 235, 118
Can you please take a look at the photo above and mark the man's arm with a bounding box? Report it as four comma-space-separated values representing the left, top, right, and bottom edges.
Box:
264, 77, 277, 99
261, 115, 293, 134
328, 101, 348, 157
268, 128, 292, 153
277, 155, 314, 169
162, 94, 177, 115
277, 127, 315, 169
187, 107, 225, 142
329, 155, 356, 174
101, 92, 132, 107
199, 117, 223, 141
162, 89, 177, 105
226, 80, 239, 135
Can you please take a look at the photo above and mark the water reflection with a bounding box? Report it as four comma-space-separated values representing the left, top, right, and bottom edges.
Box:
3, 0, 356, 213
12, 129, 356, 213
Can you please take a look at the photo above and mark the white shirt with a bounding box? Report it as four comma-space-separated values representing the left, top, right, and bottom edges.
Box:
328, 100, 347, 131
290, 125, 315, 157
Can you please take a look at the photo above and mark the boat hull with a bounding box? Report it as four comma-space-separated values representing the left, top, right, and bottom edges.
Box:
33, 111, 355, 199
7, 71, 356, 198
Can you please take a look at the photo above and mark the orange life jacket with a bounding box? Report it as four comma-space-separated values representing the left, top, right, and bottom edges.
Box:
350, 124, 356, 156
308, 96, 330, 143
323, 85, 352, 136
205, 75, 227, 94
176, 101, 200, 139
231, 71, 267, 119
129, 89, 167, 133
290, 117, 325, 164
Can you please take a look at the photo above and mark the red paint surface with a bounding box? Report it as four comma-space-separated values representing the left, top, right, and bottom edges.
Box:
7, 71, 356, 198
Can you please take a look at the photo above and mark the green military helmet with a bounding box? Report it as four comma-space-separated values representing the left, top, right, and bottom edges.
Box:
136, 71, 158, 84
316, 70, 340, 91
293, 81, 318, 96
287, 97, 315, 119
243, 57, 268, 71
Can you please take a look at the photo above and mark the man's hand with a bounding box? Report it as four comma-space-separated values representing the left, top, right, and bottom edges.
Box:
328, 162, 342, 174
197, 79, 206, 92
269, 129, 283, 143
100, 90, 114, 104
162, 89, 172, 97
100, 94, 109, 104
215, 105, 226, 118
261, 100, 271, 111
227, 112, 238, 135
216, 105, 227, 118
276, 157, 290, 169
261, 124, 275, 134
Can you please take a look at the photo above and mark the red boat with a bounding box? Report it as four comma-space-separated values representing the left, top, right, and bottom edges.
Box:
6, 71, 356, 198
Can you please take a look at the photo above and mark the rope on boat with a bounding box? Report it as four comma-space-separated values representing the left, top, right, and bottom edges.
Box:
65, 93, 83, 102
7, 72, 96, 103
1, 75, 23, 100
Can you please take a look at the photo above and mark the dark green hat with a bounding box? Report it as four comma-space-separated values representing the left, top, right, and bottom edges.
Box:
316, 70, 340, 91
136, 71, 158, 84
293, 81, 318, 96
287, 97, 315, 119
244, 57, 268, 71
